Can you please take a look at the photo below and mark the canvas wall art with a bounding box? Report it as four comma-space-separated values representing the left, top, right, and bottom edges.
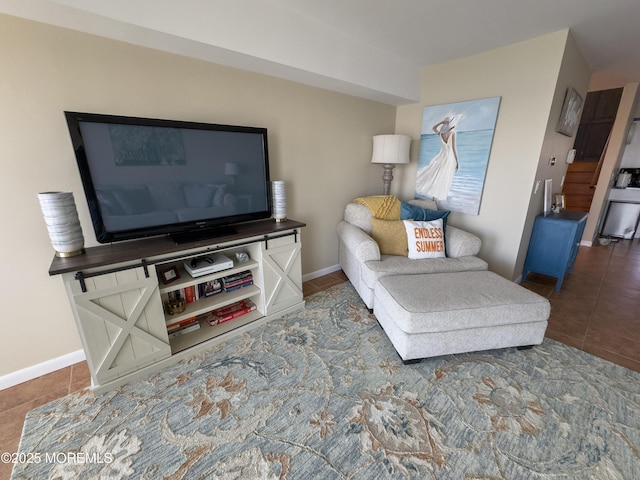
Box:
415, 96, 501, 215
556, 87, 583, 137
109, 125, 186, 166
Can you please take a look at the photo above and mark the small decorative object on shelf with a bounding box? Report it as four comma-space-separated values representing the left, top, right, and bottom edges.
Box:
235, 251, 249, 263
37, 191, 85, 257
160, 266, 180, 284
164, 291, 186, 315
272, 180, 287, 222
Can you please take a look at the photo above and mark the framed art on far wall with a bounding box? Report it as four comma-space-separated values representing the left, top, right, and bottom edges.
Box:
557, 87, 583, 136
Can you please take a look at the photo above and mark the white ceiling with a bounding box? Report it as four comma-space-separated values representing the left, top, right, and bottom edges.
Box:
3, 0, 640, 105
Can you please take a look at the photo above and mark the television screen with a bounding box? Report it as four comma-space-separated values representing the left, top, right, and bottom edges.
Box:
64, 111, 271, 244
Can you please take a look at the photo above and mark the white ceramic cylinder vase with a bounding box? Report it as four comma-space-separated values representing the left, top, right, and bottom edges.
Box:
38, 191, 85, 257
271, 180, 287, 222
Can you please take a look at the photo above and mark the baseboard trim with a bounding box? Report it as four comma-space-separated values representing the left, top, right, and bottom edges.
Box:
2, 266, 343, 390
0, 349, 86, 391
302, 264, 341, 282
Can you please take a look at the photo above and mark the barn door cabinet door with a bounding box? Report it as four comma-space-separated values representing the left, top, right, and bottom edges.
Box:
261, 234, 303, 314
63, 265, 170, 385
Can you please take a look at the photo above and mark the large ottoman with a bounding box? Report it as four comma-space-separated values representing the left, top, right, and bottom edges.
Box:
373, 271, 550, 362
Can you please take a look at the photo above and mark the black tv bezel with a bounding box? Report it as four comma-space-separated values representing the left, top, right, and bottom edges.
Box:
64, 111, 272, 244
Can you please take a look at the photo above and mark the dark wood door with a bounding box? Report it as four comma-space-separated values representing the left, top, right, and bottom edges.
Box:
573, 88, 622, 161
562, 88, 623, 212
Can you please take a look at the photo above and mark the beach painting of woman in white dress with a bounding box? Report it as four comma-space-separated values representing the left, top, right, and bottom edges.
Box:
415, 97, 501, 215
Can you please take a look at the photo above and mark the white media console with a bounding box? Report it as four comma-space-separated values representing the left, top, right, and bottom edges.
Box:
49, 219, 306, 393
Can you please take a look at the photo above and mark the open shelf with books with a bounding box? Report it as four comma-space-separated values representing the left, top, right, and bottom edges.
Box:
169, 306, 262, 354
157, 250, 262, 352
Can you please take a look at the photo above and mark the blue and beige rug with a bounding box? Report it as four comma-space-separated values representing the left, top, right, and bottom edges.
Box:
11, 282, 640, 479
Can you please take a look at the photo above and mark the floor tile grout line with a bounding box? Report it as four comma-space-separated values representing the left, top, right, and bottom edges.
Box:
580, 241, 616, 351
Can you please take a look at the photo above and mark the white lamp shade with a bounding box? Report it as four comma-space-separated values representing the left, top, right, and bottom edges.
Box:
371, 135, 411, 165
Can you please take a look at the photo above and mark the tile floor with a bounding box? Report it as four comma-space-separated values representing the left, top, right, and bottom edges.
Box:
1, 244, 638, 478
521, 237, 640, 372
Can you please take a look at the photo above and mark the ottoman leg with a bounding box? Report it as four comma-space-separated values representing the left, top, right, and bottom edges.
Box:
402, 358, 422, 365
398, 351, 422, 365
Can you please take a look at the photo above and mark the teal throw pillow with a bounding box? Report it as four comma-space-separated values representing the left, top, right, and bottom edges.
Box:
401, 202, 450, 256
400, 202, 450, 228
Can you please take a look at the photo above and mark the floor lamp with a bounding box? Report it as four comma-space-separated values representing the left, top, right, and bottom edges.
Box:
371, 134, 411, 195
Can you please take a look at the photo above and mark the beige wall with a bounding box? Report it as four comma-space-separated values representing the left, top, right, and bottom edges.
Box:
0, 14, 395, 378
396, 30, 591, 280
0, 16, 594, 383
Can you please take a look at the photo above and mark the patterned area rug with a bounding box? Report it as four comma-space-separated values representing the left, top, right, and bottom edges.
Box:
12, 282, 640, 479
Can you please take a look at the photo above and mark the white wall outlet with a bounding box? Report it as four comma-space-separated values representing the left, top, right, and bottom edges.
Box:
566, 149, 576, 164
549, 156, 556, 166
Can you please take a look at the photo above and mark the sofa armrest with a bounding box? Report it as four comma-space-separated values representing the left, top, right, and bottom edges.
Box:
337, 220, 381, 263
446, 225, 482, 258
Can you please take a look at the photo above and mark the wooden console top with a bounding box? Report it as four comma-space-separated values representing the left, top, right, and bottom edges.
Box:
49, 219, 306, 276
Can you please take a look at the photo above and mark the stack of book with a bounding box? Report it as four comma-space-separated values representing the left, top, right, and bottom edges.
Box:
222, 270, 253, 292
166, 316, 200, 338
203, 299, 257, 326
198, 278, 222, 298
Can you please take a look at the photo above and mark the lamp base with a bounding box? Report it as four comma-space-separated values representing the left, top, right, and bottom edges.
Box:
381, 164, 396, 195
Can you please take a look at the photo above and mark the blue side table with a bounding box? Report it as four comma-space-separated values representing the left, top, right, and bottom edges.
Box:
522, 211, 588, 291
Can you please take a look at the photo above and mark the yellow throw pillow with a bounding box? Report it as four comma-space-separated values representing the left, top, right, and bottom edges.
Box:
370, 218, 408, 256
403, 219, 446, 259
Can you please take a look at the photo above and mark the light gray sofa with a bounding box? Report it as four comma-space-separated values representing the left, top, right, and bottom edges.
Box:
337, 198, 488, 309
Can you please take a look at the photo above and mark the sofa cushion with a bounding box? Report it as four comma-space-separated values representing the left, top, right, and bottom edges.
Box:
111, 185, 154, 215
212, 184, 227, 206
403, 219, 446, 259
184, 183, 215, 207
370, 218, 407, 256
361, 255, 489, 290
96, 189, 124, 215
144, 183, 187, 210
183, 183, 228, 208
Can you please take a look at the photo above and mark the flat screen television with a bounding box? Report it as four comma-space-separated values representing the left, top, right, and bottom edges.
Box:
64, 111, 272, 244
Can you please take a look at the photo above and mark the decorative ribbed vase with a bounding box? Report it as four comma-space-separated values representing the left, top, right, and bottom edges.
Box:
38, 191, 85, 257
271, 181, 287, 222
